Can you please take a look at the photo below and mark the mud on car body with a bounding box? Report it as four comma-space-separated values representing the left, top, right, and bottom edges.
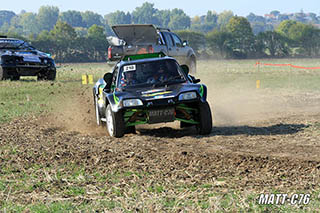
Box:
93, 53, 212, 138
0, 37, 56, 81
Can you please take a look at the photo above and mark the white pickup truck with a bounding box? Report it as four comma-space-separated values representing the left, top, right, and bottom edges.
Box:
107, 24, 197, 73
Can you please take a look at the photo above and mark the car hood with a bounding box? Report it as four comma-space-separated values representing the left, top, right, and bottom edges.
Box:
0, 49, 51, 59
112, 24, 158, 45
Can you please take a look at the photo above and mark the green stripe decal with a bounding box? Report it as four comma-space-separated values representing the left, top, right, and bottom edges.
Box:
113, 92, 119, 104
199, 85, 204, 97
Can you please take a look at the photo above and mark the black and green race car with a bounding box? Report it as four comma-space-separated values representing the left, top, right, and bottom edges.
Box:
93, 53, 212, 137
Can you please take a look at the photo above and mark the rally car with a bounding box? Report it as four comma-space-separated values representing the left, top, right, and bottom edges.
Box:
0, 36, 56, 81
93, 52, 212, 137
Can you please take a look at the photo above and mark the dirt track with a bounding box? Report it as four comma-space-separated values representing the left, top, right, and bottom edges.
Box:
1, 84, 320, 203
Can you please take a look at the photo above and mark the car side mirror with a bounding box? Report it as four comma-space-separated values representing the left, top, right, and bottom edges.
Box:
193, 78, 201, 83
189, 75, 201, 83
180, 64, 189, 75
183, 40, 189, 46
103, 73, 113, 87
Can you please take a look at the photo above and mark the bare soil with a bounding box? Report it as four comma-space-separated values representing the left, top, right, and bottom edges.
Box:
1, 83, 320, 204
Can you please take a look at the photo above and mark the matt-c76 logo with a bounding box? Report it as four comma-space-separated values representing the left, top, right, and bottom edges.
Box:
258, 193, 311, 205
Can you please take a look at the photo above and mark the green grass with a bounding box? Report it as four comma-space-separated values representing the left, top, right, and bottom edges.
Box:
0, 62, 109, 123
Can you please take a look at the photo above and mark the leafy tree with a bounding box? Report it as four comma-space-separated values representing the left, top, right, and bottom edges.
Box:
74, 27, 88, 37
132, 2, 160, 25
226, 16, 254, 57
81, 11, 104, 28
288, 23, 320, 56
191, 11, 218, 33
276, 20, 297, 37
51, 21, 77, 41
270, 10, 280, 17
8, 16, 23, 35
87, 25, 109, 61
49, 21, 77, 62
155, 9, 171, 27
105, 11, 131, 26
59, 10, 85, 27
168, 9, 191, 30
175, 30, 206, 55
37, 6, 59, 31
0, 22, 10, 33
206, 30, 233, 58
19, 12, 40, 35
256, 31, 289, 57
88, 24, 105, 39
217, 10, 234, 30
0, 10, 16, 28
205, 11, 218, 25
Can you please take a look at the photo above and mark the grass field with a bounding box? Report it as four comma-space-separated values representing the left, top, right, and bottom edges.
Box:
1, 59, 320, 212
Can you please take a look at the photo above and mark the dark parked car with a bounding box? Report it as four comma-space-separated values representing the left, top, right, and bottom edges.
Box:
0, 36, 56, 81
107, 24, 197, 73
93, 52, 212, 138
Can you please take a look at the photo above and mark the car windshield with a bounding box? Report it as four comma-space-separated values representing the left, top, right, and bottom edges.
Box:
118, 59, 186, 88
0, 39, 34, 50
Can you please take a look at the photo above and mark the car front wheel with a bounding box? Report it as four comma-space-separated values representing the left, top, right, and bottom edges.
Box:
94, 95, 101, 126
196, 101, 212, 135
0, 67, 7, 80
106, 104, 125, 138
189, 58, 196, 74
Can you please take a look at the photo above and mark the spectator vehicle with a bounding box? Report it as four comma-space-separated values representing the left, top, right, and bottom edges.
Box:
0, 36, 56, 81
93, 52, 212, 138
107, 24, 197, 73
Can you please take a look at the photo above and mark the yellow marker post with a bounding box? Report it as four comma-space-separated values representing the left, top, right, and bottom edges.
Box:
256, 80, 260, 89
88, 75, 93, 84
82, 75, 88, 85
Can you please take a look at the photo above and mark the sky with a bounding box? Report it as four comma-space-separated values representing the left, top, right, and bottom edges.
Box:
1, 0, 319, 17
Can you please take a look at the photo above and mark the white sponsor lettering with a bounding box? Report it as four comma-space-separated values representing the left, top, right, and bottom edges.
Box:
258, 193, 311, 205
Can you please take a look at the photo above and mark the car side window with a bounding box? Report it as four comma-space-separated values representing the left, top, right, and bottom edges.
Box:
171, 33, 183, 47
158, 32, 165, 45
112, 66, 119, 90
163, 32, 174, 47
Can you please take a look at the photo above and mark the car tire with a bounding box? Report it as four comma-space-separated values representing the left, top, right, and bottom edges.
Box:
196, 101, 212, 135
37, 73, 45, 81
38, 69, 56, 81
47, 69, 56, 81
125, 126, 136, 134
94, 95, 101, 126
0, 67, 7, 80
189, 58, 196, 74
11, 75, 20, 81
180, 121, 194, 128
106, 104, 125, 138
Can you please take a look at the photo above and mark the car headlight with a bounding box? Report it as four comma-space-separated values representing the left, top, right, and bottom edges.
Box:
123, 99, 143, 107
179, 92, 197, 101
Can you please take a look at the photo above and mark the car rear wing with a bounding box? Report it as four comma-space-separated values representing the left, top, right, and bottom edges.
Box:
156, 27, 171, 32
122, 52, 167, 61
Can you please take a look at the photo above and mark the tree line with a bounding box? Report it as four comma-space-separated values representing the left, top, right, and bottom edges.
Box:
0, 3, 320, 62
